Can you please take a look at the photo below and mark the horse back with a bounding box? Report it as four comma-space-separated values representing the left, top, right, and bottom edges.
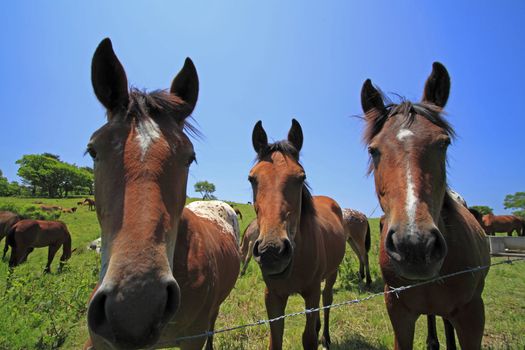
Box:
12, 220, 69, 247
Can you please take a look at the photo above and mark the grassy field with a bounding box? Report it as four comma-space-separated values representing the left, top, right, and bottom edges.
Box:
0, 197, 524, 349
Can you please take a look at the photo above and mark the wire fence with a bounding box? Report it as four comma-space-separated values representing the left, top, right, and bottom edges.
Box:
173, 257, 525, 343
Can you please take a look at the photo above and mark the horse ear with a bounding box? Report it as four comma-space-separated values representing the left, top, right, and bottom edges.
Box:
361, 79, 385, 115
91, 38, 129, 114
288, 118, 303, 152
422, 62, 450, 108
252, 120, 268, 154
170, 57, 199, 115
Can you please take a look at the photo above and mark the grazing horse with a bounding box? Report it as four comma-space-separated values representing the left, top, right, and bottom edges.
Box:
7, 219, 72, 273
341, 208, 371, 286
239, 219, 258, 276
468, 208, 484, 227
249, 119, 346, 349
361, 62, 490, 350
482, 213, 523, 236
1, 211, 20, 259
82, 198, 96, 211
84, 38, 239, 350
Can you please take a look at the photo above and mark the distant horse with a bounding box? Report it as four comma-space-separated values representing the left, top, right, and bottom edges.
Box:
40, 204, 62, 212
7, 219, 72, 273
84, 38, 239, 350
239, 219, 258, 276
341, 208, 371, 286
361, 62, 490, 349
1, 211, 20, 259
62, 207, 77, 214
82, 198, 96, 211
482, 213, 523, 236
249, 119, 346, 349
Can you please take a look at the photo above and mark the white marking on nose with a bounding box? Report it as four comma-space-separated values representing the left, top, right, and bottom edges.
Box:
136, 117, 161, 160
397, 128, 414, 141
405, 164, 417, 234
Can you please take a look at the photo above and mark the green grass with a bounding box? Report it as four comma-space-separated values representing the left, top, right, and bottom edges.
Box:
0, 197, 524, 349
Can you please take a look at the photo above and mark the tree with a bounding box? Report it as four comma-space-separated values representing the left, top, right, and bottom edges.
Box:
470, 205, 493, 216
504, 192, 525, 218
194, 181, 216, 199
16, 154, 94, 198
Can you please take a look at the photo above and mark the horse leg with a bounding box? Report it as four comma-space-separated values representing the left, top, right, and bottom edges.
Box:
426, 315, 439, 350
364, 252, 372, 286
205, 309, 219, 350
240, 240, 254, 276
321, 271, 338, 349
45, 244, 61, 273
385, 292, 418, 350
449, 297, 484, 350
443, 318, 456, 350
2, 239, 8, 260
265, 288, 288, 350
300, 287, 321, 350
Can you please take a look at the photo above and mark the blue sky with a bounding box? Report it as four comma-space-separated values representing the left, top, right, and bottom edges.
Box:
1, 1, 524, 216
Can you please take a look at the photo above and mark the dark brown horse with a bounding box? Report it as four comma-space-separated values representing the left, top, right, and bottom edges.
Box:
239, 219, 258, 276
341, 208, 371, 286
84, 38, 239, 350
361, 62, 490, 349
7, 219, 72, 273
1, 211, 20, 259
82, 198, 96, 211
249, 119, 346, 349
482, 213, 523, 236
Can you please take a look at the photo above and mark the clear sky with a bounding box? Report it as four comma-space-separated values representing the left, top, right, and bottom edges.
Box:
1, 1, 524, 216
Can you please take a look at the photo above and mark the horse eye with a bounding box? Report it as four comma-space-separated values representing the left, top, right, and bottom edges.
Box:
186, 153, 196, 167
440, 139, 451, 149
85, 146, 97, 160
368, 146, 380, 157
248, 176, 257, 184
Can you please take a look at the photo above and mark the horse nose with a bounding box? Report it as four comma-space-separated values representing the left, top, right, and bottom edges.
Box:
253, 237, 292, 260
88, 277, 180, 349
385, 226, 447, 265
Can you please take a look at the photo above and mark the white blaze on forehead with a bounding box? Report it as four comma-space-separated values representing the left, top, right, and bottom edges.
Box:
397, 128, 414, 141
186, 200, 240, 244
136, 117, 161, 160
405, 164, 418, 234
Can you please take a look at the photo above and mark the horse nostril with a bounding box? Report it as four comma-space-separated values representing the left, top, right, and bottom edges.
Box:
280, 239, 292, 258
162, 279, 180, 323
87, 290, 109, 337
252, 239, 262, 257
385, 228, 403, 262
427, 228, 448, 263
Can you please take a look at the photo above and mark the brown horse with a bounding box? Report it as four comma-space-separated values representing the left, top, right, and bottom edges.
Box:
249, 119, 346, 349
239, 219, 258, 276
468, 208, 484, 227
341, 208, 371, 286
482, 213, 523, 236
82, 198, 96, 211
84, 38, 239, 350
361, 62, 490, 349
7, 219, 72, 273
1, 211, 20, 259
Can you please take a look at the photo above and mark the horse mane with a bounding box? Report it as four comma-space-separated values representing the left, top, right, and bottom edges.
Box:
125, 88, 200, 138
255, 140, 315, 216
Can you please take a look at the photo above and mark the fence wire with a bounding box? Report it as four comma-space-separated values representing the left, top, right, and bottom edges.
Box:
172, 257, 525, 343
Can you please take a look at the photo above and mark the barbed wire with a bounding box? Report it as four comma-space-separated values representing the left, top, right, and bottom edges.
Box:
172, 257, 525, 343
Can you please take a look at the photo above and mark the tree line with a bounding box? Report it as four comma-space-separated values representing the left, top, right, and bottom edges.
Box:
0, 153, 93, 198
